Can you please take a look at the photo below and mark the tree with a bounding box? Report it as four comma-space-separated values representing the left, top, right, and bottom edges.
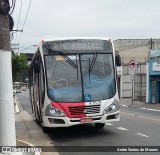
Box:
11, 51, 28, 82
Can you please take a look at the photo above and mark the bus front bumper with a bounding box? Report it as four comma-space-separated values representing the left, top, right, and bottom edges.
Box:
43, 111, 120, 128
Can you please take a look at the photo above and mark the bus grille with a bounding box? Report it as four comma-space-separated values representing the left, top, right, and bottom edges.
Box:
68, 105, 100, 115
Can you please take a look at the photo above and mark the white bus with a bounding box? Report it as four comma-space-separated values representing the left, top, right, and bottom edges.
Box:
29, 38, 121, 132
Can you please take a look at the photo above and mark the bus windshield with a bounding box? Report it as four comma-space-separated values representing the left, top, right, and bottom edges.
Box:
45, 53, 115, 102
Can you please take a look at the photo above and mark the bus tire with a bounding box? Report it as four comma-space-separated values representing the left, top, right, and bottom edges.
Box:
43, 126, 50, 133
35, 117, 40, 124
95, 123, 105, 129
35, 105, 41, 124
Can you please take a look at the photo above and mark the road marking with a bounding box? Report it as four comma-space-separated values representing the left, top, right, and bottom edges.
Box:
121, 111, 160, 122
16, 139, 41, 155
121, 105, 129, 107
105, 123, 113, 126
14, 98, 20, 113
14, 104, 20, 113
140, 108, 160, 112
136, 133, 149, 138
121, 105, 160, 113
117, 127, 128, 131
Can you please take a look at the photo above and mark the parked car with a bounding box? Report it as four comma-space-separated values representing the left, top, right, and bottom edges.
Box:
16, 87, 21, 93
21, 86, 27, 91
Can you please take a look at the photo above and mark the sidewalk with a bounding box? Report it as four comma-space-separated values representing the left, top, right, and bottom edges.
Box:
14, 97, 40, 155
119, 98, 160, 110
14, 97, 59, 155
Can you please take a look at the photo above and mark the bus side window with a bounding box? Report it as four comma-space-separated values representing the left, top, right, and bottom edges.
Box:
39, 62, 45, 107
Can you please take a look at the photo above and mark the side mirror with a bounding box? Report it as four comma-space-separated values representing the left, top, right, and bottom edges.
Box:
34, 61, 40, 73
115, 53, 121, 66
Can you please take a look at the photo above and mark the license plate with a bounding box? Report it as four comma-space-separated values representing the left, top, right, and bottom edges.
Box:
80, 117, 92, 123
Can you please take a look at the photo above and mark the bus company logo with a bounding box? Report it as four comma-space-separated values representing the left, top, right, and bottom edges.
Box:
83, 109, 88, 113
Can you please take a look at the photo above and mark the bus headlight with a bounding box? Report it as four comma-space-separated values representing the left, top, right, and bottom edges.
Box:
104, 99, 119, 114
49, 108, 66, 117
45, 105, 66, 117
50, 108, 56, 115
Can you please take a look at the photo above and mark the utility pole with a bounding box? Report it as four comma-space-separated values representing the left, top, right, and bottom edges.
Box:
0, 0, 16, 148
150, 38, 153, 49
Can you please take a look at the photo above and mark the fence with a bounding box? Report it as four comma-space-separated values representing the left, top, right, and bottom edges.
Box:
122, 62, 147, 103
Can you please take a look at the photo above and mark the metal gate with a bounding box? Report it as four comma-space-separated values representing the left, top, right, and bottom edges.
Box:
134, 63, 146, 102
122, 63, 146, 102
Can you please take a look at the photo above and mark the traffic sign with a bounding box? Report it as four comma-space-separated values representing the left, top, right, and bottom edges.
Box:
129, 60, 136, 69
129, 60, 136, 81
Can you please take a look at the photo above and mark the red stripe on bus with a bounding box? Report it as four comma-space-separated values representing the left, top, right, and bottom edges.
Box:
51, 102, 86, 118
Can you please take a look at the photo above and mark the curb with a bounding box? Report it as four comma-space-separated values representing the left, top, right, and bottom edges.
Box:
14, 97, 40, 155
120, 104, 160, 113
16, 139, 41, 155
14, 97, 20, 114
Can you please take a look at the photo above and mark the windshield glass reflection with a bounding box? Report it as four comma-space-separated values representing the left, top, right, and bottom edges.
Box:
45, 53, 115, 102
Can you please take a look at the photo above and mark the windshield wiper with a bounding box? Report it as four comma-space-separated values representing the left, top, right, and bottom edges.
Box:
59, 52, 78, 69
88, 52, 98, 83
48, 48, 78, 69
46, 42, 78, 69
89, 52, 98, 72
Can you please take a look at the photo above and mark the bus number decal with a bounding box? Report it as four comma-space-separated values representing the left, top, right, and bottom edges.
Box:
89, 101, 101, 105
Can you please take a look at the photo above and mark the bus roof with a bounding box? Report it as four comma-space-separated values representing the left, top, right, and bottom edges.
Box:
41, 37, 112, 43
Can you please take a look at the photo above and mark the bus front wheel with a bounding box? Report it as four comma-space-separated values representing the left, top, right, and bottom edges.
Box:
43, 126, 51, 133
95, 123, 105, 129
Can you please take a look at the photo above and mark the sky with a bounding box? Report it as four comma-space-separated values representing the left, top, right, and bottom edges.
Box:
11, 0, 160, 53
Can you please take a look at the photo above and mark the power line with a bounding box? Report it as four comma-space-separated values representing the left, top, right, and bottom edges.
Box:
17, 45, 37, 53
9, 0, 16, 14
18, 0, 31, 45
14, 0, 22, 44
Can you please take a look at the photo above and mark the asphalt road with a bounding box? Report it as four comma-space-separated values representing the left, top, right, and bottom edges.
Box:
16, 91, 160, 155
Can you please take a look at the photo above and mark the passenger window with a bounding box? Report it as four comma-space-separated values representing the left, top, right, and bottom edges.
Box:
39, 60, 45, 107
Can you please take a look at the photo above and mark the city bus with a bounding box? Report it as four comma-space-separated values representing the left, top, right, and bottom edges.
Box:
29, 38, 121, 132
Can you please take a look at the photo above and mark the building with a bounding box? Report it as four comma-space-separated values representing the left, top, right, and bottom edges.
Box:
114, 39, 160, 104
114, 39, 160, 64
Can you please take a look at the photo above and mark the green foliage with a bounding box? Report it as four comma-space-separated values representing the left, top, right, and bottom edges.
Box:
11, 51, 28, 82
